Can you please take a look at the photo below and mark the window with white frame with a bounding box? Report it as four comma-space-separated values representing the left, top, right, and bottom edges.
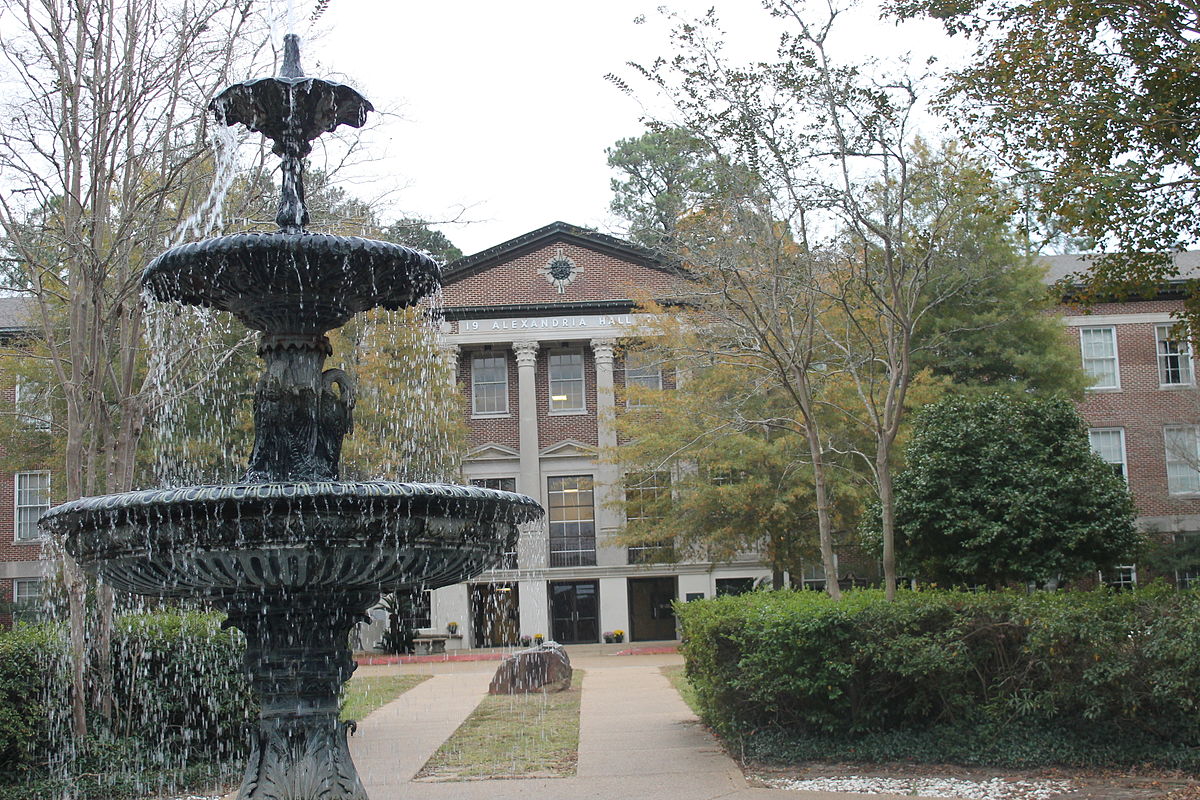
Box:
1157, 324, 1194, 386
1174, 532, 1200, 589
625, 471, 673, 564
471, 353, 509, 415
798, 557, 837, 591
14, 472, 49, 541
14, 377, 51, 431
548, 350, 586, 413
11, 578, 44, 624
1080, 327, 1119, 389
1088, 428, 1127, 479
547, 475, 596, 566
1165, 425, 1200, 494
1099, 564, 1137, 590
623, 351, 663, 406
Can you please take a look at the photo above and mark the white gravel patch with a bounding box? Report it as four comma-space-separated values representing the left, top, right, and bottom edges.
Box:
759, 775, 1076, 800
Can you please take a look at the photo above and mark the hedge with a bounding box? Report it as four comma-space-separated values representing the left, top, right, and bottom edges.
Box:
0, 611, 252, 798
677, 586, 1200, 768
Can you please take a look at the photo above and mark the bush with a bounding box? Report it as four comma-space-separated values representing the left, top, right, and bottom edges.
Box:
0, 610, 252, 797
677, 587, 1200, 768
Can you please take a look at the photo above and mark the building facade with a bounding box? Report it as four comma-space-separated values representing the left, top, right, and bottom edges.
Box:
424, 222, 772, 646
1048, 253, 1200, 588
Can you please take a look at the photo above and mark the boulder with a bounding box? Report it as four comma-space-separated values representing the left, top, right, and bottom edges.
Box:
488, 642, 572, 694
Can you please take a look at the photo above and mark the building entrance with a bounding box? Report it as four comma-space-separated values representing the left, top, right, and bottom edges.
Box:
548, 580, 599, 644
470, 582, 520, 647
628, 577, 677, 641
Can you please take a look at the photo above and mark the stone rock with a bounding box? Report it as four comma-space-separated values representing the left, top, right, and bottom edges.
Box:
488, 642, 572, 694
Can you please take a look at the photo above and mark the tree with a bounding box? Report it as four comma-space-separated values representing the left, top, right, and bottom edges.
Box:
888, 0, 1200, 328
381, 218, 464, 264
607, 128, 717, 251
0, 0, 272, 737
873, 393, 1140, 587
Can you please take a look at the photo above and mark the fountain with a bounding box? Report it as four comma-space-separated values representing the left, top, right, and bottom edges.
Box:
39, 35, 543, 800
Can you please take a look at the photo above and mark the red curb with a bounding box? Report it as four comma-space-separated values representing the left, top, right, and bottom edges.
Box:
355, 652, 508, 665
614, 645, 679, 656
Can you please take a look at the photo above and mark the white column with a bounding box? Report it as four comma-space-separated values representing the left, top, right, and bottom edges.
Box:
512, 341, 544, 572
591, 338, 623, 567
439, 343, 460, 388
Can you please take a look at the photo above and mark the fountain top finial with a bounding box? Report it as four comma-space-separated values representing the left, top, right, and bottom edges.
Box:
280, 33, 304, 79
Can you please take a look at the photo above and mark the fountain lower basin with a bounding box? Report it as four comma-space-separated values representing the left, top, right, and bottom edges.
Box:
43, 481, 540, 597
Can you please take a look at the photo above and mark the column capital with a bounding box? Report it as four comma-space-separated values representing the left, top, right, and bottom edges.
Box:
590, 337, 617, 366
513, 340, 539, 367
438, 342, 460, 359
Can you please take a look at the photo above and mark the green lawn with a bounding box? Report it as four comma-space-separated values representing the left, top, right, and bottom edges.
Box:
661, 664, 701, 716
416, 670, 585, 780
340, 673, 431, 722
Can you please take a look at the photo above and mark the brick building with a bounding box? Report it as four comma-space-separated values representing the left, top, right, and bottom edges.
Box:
425, 222, 773, 646
1047, 252, 1200, 588
0, 296, 51, 627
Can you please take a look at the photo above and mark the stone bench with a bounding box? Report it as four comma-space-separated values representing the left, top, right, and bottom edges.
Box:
412, 634, 448, 655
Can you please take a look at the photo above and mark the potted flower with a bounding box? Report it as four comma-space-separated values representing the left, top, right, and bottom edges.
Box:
519, 634, 532, 647
603, 631, 615, 643
613, 629, 625, 643
533, 633, 545, 645
446, 621, 459, 635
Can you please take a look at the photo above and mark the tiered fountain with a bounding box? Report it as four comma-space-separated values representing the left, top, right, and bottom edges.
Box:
39, 36, 543, 800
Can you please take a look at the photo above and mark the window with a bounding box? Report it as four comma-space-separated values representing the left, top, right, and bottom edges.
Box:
548, 351, 586, 413
1157, 324, 1194, 386
547, 475, 595, 567
1174, 533, 1200, 589
715, 578, 754, 596
471, 478, 518, 569
14, 377, 50, 431
1165, 426, 1200, 494
471, 353, 509, 415
15, 472, 49, 541
1089, 428, 1127, 479
625, 471, 673, 564
1080, 327, 1119, 389
1099, 565, 1137, 590
11, 578, 44, 624
798, 558, 837, 591
623, 351, 662, 406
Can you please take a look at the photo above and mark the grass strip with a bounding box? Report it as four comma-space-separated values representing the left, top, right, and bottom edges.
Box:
416, 669, 585, 781
662, 664, 701, 717
340, 673, 431, 722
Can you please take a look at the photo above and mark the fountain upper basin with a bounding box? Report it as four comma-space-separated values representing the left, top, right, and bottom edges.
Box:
143, 232, 441, 334
41, 481, 541, 597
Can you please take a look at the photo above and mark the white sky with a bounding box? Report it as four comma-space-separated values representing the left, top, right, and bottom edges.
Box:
285, 1, 965, 257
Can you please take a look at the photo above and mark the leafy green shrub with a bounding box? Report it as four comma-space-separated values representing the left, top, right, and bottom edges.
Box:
0, 610, 251, 796
677, 586, 1200, 767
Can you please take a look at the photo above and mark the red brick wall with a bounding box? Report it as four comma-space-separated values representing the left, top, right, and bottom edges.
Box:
442, 242, 678, 309
536, 346, 599, 448
1066, 298, 1200, 520
459, 349, 521, 451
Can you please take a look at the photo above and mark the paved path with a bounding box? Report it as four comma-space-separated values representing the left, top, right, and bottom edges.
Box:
348, 652, 920, 800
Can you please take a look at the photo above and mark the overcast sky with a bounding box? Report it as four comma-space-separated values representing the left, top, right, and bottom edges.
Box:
284, 1, 964, 257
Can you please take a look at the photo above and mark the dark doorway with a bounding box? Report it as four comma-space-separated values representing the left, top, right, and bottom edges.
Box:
470, 582, 520, 647
548, 580, 599, 644
628, 577, 677, 641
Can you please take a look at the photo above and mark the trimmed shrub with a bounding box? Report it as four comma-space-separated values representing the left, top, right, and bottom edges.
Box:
677, 587, 1200, 768
0, 610, 252, 797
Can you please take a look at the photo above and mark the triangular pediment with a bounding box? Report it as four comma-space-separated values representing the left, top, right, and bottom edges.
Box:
467, 442, 520, 461
539, 439, 597, 459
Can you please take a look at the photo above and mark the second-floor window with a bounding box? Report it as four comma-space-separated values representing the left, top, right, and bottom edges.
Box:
1080, 327, 1119, 390
15, 471, 50, 541
471, 353, 509, 415
14, 376, 51, 431
548, 351, 586, 413
625, 471, 673, 564
623, 352, 663, 406
548, 475, 595, 567
1088, 428, 1127, 479
1165, 425, 1200, 494
1157, 324, 1194, 386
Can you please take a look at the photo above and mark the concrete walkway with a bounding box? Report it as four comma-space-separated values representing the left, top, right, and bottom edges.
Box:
348, 650, 918, 800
